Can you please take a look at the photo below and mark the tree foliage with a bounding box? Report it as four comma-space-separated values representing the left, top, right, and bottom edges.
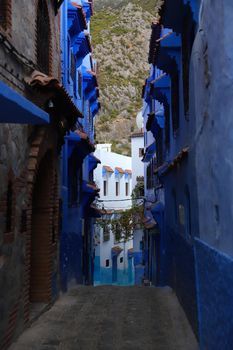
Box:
97, 204, 144, 243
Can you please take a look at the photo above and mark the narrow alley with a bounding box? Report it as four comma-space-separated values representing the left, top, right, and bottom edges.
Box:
9, 286, 197, 350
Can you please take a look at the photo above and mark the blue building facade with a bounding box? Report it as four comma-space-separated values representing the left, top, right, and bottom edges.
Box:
142, 0, 233, 347
60, 0, 101, 289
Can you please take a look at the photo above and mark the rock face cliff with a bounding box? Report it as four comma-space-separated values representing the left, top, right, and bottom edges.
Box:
92, 0, 161, 155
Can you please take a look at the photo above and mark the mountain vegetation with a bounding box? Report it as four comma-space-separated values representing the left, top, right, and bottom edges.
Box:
92, 0, 162, 155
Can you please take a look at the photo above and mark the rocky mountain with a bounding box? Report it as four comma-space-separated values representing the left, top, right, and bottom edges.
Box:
92, 0, 162, 155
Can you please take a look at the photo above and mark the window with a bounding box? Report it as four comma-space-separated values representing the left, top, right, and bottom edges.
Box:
146, 162, 153, 189
105, 259, 110, 267
68, 151, 82, 207
103, 224, 110, 242
78, 71, 82, 98
36, 0, 50, 74
6, 181, 12, 232
71, 53, 76, 96
103, 180, 107, 196
116, 182, 119, 196
125, 182, 129, 196
139, 148, 144, 157
120, 257, 123, 263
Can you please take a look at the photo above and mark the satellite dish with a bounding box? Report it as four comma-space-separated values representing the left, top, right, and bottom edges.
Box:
136, 109, 143, 129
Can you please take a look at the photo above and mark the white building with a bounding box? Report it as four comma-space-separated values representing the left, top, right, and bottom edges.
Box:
94, 144, 134, 285
131, 110, 145, 285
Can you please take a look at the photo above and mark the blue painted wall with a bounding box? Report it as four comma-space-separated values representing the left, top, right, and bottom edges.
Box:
94, 256, 134, 286
60, 0, 99, 289
195, 239, 233, 350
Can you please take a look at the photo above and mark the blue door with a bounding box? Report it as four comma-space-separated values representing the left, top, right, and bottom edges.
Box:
112, 256, 117, 283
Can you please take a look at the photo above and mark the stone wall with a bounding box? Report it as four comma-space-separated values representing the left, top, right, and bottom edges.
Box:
0, 1, 61, 348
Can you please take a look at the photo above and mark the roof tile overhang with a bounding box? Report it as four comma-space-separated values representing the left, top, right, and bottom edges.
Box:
148, 22, 162, 65
25, 71, 83, 127
115, 167, 125, 174
154, 146, 189, 176
75, 129, 95, 153
131, 132, 144, 138
103, 165, 114, 173
88, 153, 101, 171
142, 142, 156, 163
125, 169, 132, 175
112, 246, 123, 256
69, 3, 87, 36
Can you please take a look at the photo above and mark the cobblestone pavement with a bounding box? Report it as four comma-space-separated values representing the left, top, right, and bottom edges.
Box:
9, 286, 198, 350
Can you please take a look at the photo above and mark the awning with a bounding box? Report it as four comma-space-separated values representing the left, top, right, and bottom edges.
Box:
25, 70, 83, 131
0, 81, 49, 124
88, 154, 101, 172
143, 216, 157, 230
150, 201, 164, 227
115, 167, 125, 175
125, 169, 132, 178
81, 0, 92, 22
68, 3, 87, 37
142, 142, 156, 163
73, 32, 92, 67
82, 67, 98, 98
102, 165, 114, 176
90, 101, 100, 118
112, 246, 123, 257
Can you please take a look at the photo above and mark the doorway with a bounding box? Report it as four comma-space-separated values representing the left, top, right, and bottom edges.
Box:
29, 151, 54, 310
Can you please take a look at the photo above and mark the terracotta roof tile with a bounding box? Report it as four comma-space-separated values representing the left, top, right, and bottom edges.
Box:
112, 246, 123, 253
115, 167, 125, 174
125, 169, 132, 175
25, 70, 83, 120
103, 165, 114, 173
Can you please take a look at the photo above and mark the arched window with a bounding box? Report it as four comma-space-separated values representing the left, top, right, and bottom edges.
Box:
6, 181, 13, 232
36, 0, 50, 74
185, 186, 192, 237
